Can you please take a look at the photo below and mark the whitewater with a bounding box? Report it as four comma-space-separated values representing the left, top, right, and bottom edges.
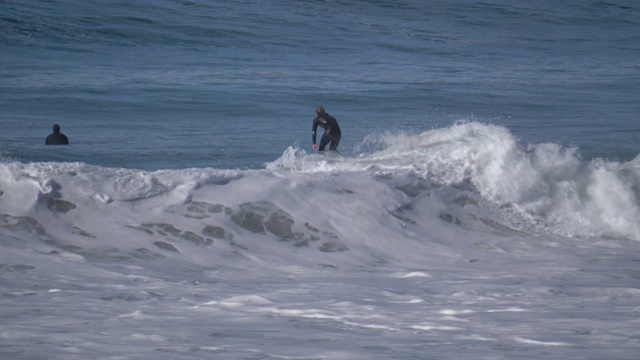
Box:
2, 122, 640, 359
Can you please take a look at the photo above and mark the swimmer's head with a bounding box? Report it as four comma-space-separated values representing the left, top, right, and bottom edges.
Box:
315, 107, 325, 116
53, 124, 61, 133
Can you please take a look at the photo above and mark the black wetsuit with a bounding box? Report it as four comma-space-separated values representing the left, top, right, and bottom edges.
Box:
45, 127, 69, 145
312, 113, 341, 152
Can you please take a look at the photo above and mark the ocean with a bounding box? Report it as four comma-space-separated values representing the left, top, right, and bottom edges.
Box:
1, 1, 640, 359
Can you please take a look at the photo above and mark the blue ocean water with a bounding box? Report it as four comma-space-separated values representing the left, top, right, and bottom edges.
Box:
2, 0, 638, 169
2, 2, 640, 359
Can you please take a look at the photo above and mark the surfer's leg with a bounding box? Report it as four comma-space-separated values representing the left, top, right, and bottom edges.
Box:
319, 133, 331, 152
329, 135, 340, 152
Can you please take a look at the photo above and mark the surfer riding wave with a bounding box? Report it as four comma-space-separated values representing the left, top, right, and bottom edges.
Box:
312, 107, 341, 153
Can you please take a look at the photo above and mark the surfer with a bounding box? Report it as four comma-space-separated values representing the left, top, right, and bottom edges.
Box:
311, 107, 341, 152
45, 124, 69, 145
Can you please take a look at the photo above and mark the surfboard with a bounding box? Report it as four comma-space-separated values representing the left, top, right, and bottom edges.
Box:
320, 150, 341, 158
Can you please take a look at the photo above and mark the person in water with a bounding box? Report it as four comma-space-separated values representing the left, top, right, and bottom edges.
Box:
311, 107, 341, 152
45, 124, 69, 145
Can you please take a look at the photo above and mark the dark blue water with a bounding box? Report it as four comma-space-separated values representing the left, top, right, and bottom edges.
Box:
2, 0, 639, 169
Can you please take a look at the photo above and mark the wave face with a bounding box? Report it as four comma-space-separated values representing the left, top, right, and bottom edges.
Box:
1, 121, 640, 262
3, 123, 639, 248
270, 122, 640, 240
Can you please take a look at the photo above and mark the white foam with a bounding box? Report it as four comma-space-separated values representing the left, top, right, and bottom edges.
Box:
269, 122, 640, 240
1, 122, 640, 359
